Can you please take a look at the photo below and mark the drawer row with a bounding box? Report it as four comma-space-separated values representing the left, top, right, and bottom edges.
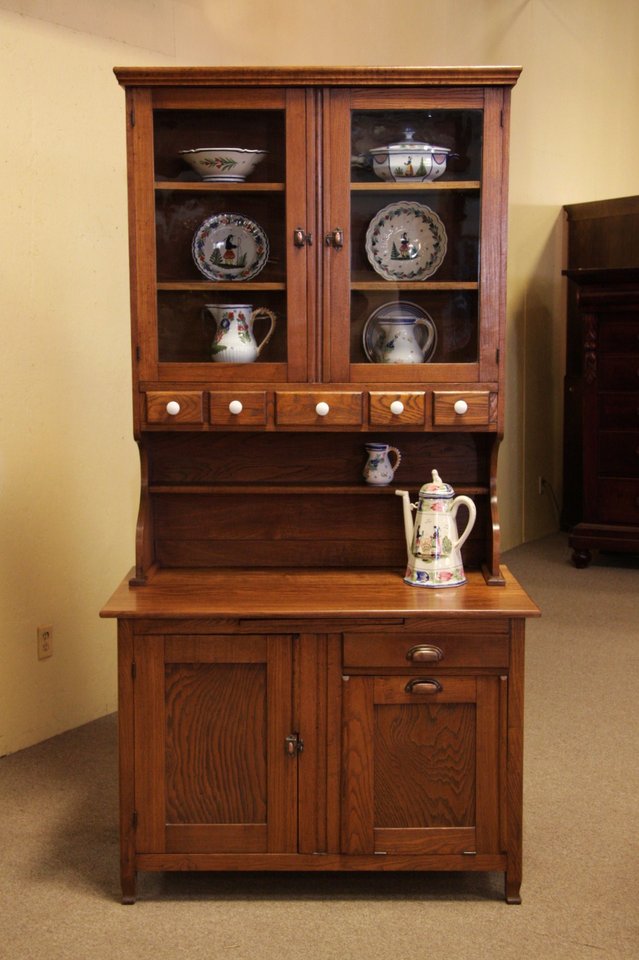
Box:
144, 389, 497, 429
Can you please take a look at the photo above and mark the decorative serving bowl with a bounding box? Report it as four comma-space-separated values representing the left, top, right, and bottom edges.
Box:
179, 147, 268, 182
369, 128, 451, 183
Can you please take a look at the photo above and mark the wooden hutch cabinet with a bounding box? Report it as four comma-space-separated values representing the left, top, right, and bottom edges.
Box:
101, 66, 539, 905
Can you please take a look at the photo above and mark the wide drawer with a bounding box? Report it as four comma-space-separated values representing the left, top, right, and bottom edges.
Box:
599, 356, 639, 391
210, 391, 267, 426
432, 391, 493, 426
275, 391, 363, 425
596, 478, 639, 524
343, 629, 509, 670
145, 391, 205, 424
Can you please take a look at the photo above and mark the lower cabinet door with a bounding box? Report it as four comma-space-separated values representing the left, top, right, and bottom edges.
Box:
133, 634, 297, 854
341, 674, 503, 856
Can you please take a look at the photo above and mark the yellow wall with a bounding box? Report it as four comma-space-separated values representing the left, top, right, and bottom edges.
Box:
1, 0, 638, 753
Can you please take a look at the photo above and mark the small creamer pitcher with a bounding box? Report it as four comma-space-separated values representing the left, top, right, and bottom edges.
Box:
363, 442, 401, 486
203, 303, 276, 363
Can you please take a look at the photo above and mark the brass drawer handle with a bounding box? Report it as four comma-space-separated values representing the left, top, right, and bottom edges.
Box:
405, 678, 442, 695
406, 644, 443, 663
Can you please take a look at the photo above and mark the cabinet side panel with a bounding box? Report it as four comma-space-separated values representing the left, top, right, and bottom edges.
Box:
341, 676, 375, 854
134, 635, 167, 851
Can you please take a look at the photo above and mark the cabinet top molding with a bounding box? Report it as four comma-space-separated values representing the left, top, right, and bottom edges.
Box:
113, 66, 522, 88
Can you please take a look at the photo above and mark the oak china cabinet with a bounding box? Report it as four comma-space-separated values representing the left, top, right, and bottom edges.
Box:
101, 66, 539, 905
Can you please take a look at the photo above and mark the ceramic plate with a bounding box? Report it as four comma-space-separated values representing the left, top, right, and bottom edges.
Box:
192, 213, 269, 281
362, 301, 437, 362
365, 202, 447, 281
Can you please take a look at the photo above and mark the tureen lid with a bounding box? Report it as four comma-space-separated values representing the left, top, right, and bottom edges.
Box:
369, 128, 450, 156
419, 468, 454, 499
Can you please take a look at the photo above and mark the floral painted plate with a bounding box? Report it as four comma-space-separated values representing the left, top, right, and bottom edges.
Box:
192, 213, 269, 282
365, 202, 447, 281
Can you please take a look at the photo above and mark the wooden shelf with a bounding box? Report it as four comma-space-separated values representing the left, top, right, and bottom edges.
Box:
148, 483, 491, 496
157, 281, 286, 291
351, 280, 478, 291
155, 180, 285, 192
351, 181, 481, 191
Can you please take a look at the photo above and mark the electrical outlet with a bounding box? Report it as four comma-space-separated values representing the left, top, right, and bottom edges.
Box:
37, 625, 53, 660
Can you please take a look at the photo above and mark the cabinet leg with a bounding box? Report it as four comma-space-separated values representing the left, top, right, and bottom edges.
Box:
571, 547, 591, 568
121, 869, 137, 905
505, 872, 522, 905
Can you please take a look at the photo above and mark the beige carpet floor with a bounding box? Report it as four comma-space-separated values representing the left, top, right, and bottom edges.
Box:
1, 533, 637, 959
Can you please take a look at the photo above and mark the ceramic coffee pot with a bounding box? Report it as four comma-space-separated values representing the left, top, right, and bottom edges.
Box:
363, 442, 401, 486
395, 469, 476, 587
203, 303, 276, 363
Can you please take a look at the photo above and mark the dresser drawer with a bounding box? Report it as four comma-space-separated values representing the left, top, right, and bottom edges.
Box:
343, 629, 509, 670
369, 392, 425, 426
600, 356, 639, 391
599, 394, 639, 429
275, 391, 363, 426
210, 391, 267, 426
432, 391, 493, 426
596, 478, 639, 523
598, 432, 639, 477
599, 320, 639, 353
145, 391, 204, 425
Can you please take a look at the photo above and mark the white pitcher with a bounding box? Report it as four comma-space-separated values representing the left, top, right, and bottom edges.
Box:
203, 303, 276, 363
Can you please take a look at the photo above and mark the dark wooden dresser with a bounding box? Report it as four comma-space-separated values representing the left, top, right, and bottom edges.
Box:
563, 267, 639, 566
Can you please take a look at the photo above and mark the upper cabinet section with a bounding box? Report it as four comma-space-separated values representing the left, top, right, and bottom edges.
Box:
116, 67, 519, 414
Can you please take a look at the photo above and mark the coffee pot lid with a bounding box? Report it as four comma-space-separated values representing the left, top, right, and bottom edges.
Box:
419, 468, 454, 499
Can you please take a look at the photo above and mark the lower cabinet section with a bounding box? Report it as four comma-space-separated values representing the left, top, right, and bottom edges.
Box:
117, 614, 526, 905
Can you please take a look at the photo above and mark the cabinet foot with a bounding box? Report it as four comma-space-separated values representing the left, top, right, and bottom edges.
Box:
571, 547, 591, 568
505, 874, 522, 904
121, 872, 137, 905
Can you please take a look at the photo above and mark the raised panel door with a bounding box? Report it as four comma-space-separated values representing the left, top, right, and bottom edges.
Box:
133, 634, 297, 854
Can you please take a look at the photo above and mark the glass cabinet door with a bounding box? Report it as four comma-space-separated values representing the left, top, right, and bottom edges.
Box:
324, 88, 504, 386
130, 88, 309, 383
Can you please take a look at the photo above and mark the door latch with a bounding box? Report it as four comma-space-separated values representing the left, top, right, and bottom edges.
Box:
285, 733, 304, 756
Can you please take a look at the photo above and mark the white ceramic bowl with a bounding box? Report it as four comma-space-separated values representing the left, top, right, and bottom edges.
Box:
179, 147, 267, 182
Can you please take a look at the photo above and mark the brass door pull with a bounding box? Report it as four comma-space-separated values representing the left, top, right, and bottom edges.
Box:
406, 644, 444, 662
325, 227, 344, 249
405, 678, 443, 695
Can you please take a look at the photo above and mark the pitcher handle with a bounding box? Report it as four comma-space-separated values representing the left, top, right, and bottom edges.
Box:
252, 308, 277, 357
414, 316, 436, 360
388, 446, 402, 476
451, 495, 477, 550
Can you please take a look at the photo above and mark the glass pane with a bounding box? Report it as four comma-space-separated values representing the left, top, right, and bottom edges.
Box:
350, 109, 483, 367
152, 109, 287, 366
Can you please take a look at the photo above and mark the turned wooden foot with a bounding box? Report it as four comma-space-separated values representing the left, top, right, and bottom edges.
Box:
572, 547, 592, 568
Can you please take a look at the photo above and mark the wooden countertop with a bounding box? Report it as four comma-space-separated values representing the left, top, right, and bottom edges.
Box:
100, 566, 540, 620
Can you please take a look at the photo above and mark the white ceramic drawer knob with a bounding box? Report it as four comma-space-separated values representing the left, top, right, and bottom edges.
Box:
315, 401, 330, 417
166, 400, 181, 416
454, 399, 469, 415
390, 400, 404, 416
228, 400, 243, 415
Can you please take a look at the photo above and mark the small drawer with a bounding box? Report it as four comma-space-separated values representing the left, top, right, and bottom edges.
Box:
343, 631, 509, 670
210, 391, 267, 426
369, 392, 425, 426
433, 391, 493, 426
145, 391, 204, 425
275, 391, 363, 426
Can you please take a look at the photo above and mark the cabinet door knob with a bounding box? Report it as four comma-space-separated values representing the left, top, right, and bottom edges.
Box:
228, 400, 243, 415
405, 678, 443, 695
324, 227, 344, 249
406, 644, 444, 662
315, 401, 330, 417
166, 400, 181, 416
454, 399, 469, 415
390, 399, 404, 416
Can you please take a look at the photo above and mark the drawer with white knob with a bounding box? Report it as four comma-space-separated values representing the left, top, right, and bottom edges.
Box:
432, 391, 492, 426
145, 391, 204, 425
369, 392, 425, 426
275, 391, 363, 426
210, 391, 267, 426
